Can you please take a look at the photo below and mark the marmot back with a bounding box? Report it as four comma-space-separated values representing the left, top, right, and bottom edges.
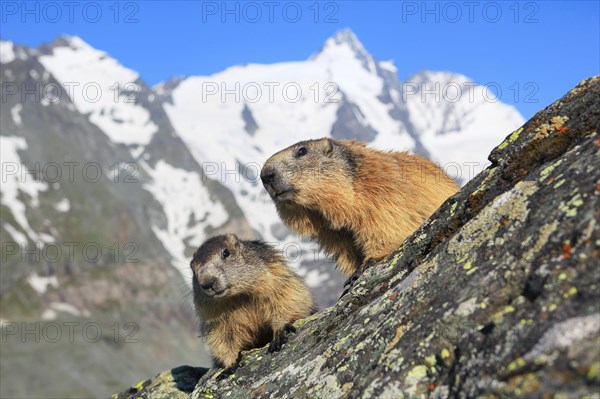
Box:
260, 138, 458, 276
191, 234, 314, 369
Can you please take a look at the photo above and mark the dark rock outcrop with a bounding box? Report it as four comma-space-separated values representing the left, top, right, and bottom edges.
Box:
114, 366, 208, 399
116, 76, 600, 398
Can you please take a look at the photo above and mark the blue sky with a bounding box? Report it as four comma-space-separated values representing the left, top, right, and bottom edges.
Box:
2, 0, 598, 118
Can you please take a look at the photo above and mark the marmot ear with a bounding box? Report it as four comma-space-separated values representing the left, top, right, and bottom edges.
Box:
321, 138, 333, 155
224, 234, 238, 247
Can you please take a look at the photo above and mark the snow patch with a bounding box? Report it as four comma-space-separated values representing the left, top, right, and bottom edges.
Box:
11, 103, 23, 126
42, 302, 90, 320
143, 160, 229, 278
0, 41, 16, 64
129, 145, 145, 159
0, 136, 51, 242
3, 223, 28, 243
27, 272, 59, 294
379, 60, 397, 73
41, 309, 57, 320
39, 36, 158, 145
55, 198, 70, 212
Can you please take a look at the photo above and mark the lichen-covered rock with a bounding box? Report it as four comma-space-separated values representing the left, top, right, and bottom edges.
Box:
114, 366, 208, 399
127, 75, 600, 399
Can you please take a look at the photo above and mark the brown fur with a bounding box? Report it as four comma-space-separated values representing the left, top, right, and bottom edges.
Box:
261, 138, 459, 275
191, 234, 314, 368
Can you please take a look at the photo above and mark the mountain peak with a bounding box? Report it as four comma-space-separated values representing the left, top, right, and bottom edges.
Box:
329, 28, 364, 49
311, 29, 376, 73
50, 35, 92, 51
314, 28, 368, 56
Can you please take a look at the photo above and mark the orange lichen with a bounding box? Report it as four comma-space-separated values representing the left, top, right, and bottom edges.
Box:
534, 116, 570, 140
562, 244, 572, 259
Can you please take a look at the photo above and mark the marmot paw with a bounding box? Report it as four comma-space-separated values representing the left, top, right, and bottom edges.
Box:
268, 323, 296, 353
216, 352, 243, 381
339, 272, 360, 298
339, 258, 378, 299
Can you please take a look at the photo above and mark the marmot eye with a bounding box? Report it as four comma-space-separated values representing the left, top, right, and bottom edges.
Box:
295, 146, 308, 158
222, 248, 230, 258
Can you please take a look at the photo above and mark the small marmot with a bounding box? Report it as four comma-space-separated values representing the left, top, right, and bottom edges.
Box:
191, 234, 314, 370
260, 138, 458, 278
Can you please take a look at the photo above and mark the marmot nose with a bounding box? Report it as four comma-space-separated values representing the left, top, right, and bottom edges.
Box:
199, 276, 217, 291
260, 167, 276, 186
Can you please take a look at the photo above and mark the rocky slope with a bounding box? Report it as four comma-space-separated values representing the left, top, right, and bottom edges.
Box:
117, 76, 600, 398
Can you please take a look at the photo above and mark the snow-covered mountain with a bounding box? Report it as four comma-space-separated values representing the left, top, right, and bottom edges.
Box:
2, 36, 253, 277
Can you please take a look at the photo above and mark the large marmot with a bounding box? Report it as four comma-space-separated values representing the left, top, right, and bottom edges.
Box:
191, 234, 314, 371
260, 138, 458, 279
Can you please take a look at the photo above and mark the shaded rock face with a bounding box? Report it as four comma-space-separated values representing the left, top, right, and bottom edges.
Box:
117, 76, 600, 398
114, 366, 209, 399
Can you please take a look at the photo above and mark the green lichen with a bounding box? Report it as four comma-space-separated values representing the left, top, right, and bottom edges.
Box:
507, 357, 526, 372
587, 362, 600, 380
456, 253, 469, 263
389, 251, 402, 267
450, 202, 457, 214
425, 355, 436, 367
559, 193, 584, 218
294, 318, 308, 329
498, 127, 524, 150
470, 168, 498, 197
554, 179, 566, 188
306, 313, 320, 323
540, 159, 563, 181
562, 287, 578, 299
406, 365, 428, 379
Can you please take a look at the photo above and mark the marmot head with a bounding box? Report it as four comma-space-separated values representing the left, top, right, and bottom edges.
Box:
191, 234, 280, 300
260, 138, 359, 207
